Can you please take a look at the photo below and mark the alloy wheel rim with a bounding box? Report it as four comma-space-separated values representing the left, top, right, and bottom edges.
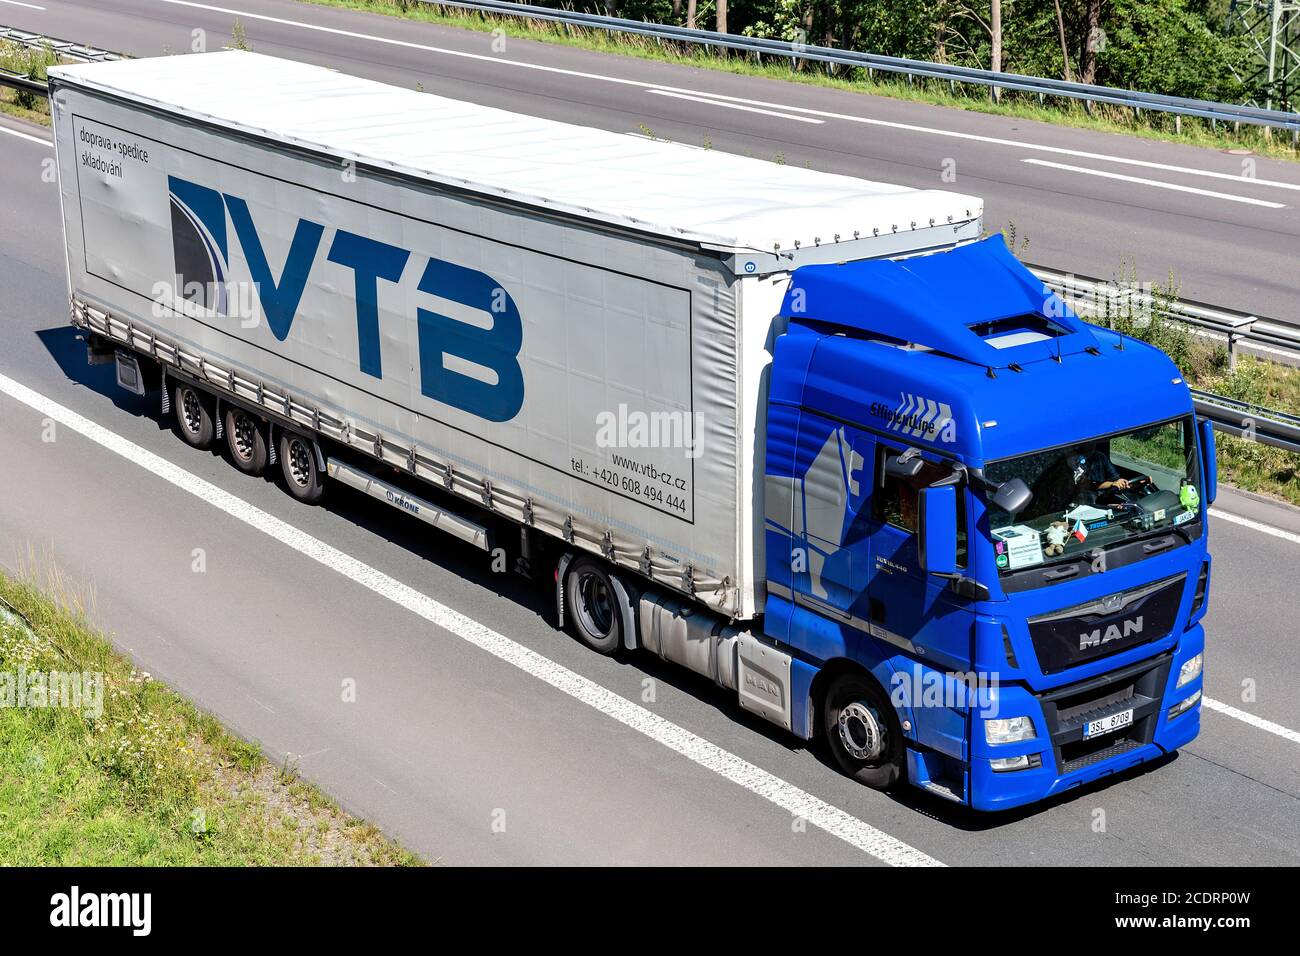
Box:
838, 700, 886, 762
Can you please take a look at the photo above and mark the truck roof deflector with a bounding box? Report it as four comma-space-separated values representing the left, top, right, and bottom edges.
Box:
780, 235, 1100, 370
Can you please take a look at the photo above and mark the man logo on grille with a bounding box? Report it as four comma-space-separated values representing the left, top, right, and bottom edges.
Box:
1080, 615, 1144, 650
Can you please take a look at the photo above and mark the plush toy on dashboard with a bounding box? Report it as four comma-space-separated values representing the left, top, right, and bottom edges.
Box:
1044, 520, 1070, 556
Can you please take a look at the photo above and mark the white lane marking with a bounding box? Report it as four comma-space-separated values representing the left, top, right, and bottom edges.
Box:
1021, 159, 1286, 208
0, 371, 941, 867
1209, 507, 1300, 545
0, 124, 52, 146
1202, 698, 1300, 745
0, 0, 46, 10
653, 89, 1300, 195
1202, 507, 1300, 744
647, 89, 824, 124
153, 2, 1300, 196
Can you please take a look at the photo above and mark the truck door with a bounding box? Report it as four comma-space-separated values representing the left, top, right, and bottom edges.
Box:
867, 440, 973, 673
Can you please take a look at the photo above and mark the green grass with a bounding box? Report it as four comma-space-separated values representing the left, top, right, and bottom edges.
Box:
0, 564, 422, 865
0, 40, 56, 125
301, 0, 1300, 162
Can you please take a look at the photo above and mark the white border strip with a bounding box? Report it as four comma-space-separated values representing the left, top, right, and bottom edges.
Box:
0, 370, 943, 867
1209, 507, 1300, 546
1202, 697, 1300, 745
0, 124, 52, 146
1021, 159, 1286, 209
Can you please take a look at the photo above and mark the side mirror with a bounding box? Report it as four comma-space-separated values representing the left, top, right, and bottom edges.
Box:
991, 477, 1032, 517
918, 485, 958, 576
1198, 418, 1218, 506
885, 447, 925, 480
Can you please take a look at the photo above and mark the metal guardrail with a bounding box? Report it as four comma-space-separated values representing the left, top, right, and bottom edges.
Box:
0, 28, 122, 100
421, 0, 1300, 135
1192, 391, 1300, 453
3, 25, 1299, 452
0, 26, 121, 63
1031, 264, 1300, 365
0, 66, 43, 95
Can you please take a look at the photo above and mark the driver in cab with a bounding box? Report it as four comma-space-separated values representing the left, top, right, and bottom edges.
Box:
1076, 440, 1131, 493
1032, 440, 1130, 513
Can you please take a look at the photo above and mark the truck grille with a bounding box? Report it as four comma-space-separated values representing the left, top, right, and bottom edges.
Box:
1036, 652, 1172, 776
1027, 574, 1185, 674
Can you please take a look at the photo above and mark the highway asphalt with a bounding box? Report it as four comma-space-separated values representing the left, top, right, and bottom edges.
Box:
3, 0, 1300, 323
1, 110, 1299, 865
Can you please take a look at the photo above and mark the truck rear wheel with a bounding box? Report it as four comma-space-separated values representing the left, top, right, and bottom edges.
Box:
224, 407, 268, 475
823, 672, 905, 791
174, 383, 215, 449
564, 558, 622, 655
279, 431, 325, 503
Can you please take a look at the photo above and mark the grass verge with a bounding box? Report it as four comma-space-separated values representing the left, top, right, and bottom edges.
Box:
301, 0, 1300, 162
0, 40, 55, 126
0, 563, 421, 865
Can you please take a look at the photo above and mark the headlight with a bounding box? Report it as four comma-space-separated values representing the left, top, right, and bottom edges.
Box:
990, 753, 1042, 773
1176, 652, 1203, 688
1169, 689, 1201, 719
985, 715, 1037, 745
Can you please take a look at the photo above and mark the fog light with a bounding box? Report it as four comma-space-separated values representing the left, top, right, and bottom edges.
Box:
1168, 689, 1201, 719
990, 753, 1042, 773
1176, 652, 1203, 688
985, 715, 1037, 745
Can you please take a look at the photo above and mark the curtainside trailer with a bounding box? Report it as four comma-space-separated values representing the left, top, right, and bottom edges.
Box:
49, 51, 1213, 810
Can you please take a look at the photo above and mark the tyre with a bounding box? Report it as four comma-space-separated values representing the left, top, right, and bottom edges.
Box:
278, 430, 325, 503
174, 383, 215, 449
823, 671, 906, 791
564, 558, 623, 655
224, 406, 268, 475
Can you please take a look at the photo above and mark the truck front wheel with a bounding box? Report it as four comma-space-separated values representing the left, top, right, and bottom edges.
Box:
564, 558, 622, 655
279, 431, 325, 503
823, 672, 905, 791
174, 383, 215, 450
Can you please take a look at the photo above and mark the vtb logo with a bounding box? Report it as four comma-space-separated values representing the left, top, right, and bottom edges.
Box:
166, 175, 524, 422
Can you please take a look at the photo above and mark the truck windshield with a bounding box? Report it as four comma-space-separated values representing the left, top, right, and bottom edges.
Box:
984, 415, 1201, 575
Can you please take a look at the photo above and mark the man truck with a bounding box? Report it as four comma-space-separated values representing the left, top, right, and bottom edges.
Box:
48, 51, 1213, 810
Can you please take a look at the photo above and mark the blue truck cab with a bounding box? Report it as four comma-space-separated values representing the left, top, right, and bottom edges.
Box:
762, 235, 1213, 810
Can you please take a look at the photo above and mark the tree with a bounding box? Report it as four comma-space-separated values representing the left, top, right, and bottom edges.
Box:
717, 0, 728, 33
991, 0, 1002, 73
1052, 0, 1075, 81
1080, 0, 1101, 84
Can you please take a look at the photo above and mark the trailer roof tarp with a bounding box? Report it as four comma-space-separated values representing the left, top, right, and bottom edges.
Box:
51, 51, 981, 258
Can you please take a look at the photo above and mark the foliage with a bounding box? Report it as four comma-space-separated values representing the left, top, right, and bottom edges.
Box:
0, 40, 57, 111
468, 0, 1265, 105
0, 569, 419, 865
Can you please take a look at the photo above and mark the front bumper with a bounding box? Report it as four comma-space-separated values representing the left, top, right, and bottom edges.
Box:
964, 623, 1205, 811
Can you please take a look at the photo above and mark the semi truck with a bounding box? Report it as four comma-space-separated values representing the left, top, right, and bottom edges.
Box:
48, 51, 1213, 811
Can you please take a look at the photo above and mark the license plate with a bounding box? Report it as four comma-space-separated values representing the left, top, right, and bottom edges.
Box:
1083, 708, 1134, 739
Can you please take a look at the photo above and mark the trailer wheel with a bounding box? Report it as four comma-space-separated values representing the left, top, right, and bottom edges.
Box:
224, 407, 268, 475
564, 558, 622, 655
279, 431, 325, 503
823, 672, 905, 791
174, 383, 215, 449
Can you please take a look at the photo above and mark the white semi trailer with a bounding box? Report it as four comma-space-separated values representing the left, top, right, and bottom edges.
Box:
49, 50, 979, 624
